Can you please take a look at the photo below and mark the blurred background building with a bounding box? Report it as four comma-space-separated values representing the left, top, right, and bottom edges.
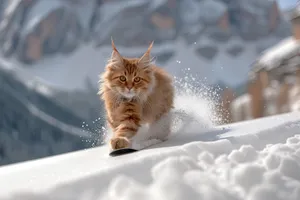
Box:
0, 0, 298, 166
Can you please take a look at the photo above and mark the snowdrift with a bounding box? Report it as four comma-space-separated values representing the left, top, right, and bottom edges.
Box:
1, 111, 300, 200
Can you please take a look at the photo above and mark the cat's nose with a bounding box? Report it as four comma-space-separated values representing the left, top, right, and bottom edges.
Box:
127, 85, 133, 90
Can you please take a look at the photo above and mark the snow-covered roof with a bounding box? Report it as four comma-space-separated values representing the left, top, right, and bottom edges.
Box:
289, 4, 300, 20
250, 37, 300, 80
248, 4, 300, 80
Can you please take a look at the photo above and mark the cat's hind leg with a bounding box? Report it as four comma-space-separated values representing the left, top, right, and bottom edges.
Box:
149, 112, 172, 141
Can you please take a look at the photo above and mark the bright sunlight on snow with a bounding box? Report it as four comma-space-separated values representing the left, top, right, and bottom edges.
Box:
1, 112, 300, 200
0, 74, 300, 200
1, 1, 300, 200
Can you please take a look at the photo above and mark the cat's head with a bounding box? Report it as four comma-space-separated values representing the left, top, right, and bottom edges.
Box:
101, 39, 155, 100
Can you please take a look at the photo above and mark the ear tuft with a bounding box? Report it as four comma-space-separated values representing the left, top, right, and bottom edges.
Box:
109, 37, 123, 65
111, 37, 118, 52
138, 41, 154, 67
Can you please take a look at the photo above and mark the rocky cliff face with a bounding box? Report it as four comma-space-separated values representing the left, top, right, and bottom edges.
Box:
0, 0, 291, 65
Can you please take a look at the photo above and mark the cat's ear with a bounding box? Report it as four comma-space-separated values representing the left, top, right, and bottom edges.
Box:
110, 37, 123, 65
138, 41, 154, 68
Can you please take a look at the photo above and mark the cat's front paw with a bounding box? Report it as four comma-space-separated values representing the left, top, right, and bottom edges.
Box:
110, 137, 130, 150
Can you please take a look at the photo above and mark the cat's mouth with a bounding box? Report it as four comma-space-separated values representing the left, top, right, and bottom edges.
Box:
121, 91, 136, 99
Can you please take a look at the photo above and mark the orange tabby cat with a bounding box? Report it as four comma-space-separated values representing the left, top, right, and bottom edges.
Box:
98, 39, 174, 150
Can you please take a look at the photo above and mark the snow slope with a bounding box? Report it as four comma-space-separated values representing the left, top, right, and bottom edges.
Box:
1, 111, 300, 200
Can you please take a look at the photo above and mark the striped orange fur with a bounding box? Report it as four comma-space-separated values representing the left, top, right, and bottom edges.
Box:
98, 39, 174, 150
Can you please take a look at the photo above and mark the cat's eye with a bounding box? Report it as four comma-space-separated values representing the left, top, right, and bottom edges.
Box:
134, 77, 140, 82
119, 76, 126, 82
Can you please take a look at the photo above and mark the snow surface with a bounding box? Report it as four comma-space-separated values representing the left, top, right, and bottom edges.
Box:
1, 108, 300, 200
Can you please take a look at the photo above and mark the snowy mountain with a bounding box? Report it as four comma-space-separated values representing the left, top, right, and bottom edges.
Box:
1, 111, 300, 200
0, 0, 292, 89
0, 0, 293, 166
0, 60, 102, 166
